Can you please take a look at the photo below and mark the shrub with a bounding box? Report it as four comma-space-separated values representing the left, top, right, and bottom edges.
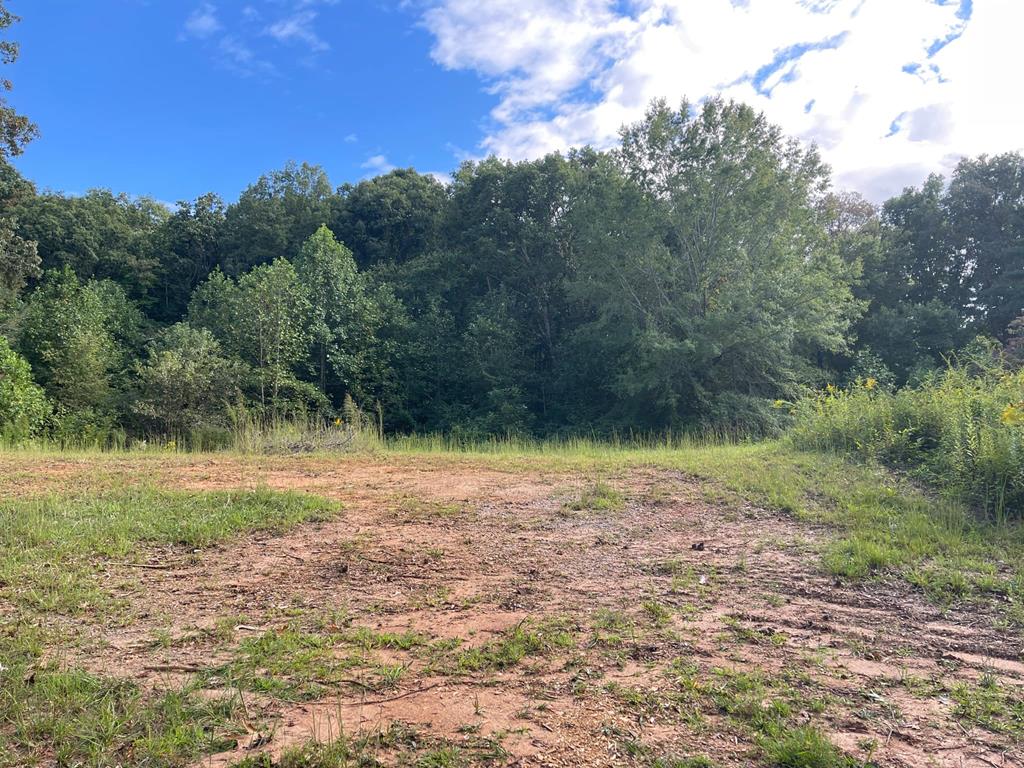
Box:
133, 323, 245, 438
790, 359, 1024, 520
0, 335, 50, 440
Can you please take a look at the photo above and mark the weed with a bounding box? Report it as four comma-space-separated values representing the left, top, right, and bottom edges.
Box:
452, 618, 576, 673
760, 725, 858, 768
562, 480, 625, 513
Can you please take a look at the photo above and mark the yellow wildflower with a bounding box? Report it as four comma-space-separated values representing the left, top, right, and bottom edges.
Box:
865, 377, 877, 390
1000, 403, 1024, 426
825, 383, 838, 395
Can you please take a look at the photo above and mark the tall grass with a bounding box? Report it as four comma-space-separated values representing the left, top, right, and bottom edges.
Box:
384, 428, 736, 457
790, 363, 1024, 521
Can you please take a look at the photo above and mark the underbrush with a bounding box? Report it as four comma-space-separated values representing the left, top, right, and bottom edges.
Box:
789, 362, 1024, 522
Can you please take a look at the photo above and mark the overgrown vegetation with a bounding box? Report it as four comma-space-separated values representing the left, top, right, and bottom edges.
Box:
791, 353, 1024, 520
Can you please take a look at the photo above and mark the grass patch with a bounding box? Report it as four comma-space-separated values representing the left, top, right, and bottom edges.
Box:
206, 626, 365, 701
0, 486, 336, 616
950, 673, 1024, 736
1, 666, 245, 768
450, 618, 577, 673
761, 725, 858, 768
0, 485, 337, 767
562, 480, 625, 513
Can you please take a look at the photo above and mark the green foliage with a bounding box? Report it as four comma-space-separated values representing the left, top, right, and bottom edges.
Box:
0, 333, 49, 438
190, 260, 320, 416
0, 3, 37, 160
568, 98, 857, 432
791, 357, 1024, 519
331, 167, 447, 267
132, 323, 244, 439
151, 192, 225, 321
294, 224, 390, 406
1, 92, 1021, 442
15, 190, 168, 301
18, 268, 142, 438
220, 161, 333, 275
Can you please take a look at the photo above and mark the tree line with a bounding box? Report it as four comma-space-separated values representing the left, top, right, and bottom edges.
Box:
0, 0, 1021, 443
2, 97, 1022, 444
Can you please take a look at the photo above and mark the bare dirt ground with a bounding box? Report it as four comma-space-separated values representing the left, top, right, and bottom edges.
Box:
6, 454, 1023, 767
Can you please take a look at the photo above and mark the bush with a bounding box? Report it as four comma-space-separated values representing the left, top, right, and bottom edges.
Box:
790, 357, 1024, 520
0, 335, 51, 440
132, 323, 245, 438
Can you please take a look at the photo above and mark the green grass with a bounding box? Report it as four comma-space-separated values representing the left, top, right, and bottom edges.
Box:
562, 480, 625, 513
450, 618, 577, 673
761, 726, 859, 768
950, 673, 1024, 736
206, 627, 364, 701
3, 438, 1023, 764
0, 486, 337, 615
0, 485, 338, 768
790, 363, 1024, 522
1, 665, 246, 768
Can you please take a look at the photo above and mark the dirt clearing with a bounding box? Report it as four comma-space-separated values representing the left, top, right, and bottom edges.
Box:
3, 453, 1022, 767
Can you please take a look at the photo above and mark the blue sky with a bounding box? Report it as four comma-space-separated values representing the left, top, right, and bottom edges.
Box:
7, 0, 1020, 204
9, 0, 490, 202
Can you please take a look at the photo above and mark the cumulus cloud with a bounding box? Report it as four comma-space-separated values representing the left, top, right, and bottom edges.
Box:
361, 154, 397, 176
420, 0, 1022, 200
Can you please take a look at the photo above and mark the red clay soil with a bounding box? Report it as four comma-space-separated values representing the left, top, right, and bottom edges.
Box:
6, 454, 1023, 767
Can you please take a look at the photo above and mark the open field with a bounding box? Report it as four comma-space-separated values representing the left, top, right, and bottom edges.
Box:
1, 444, 1023, 767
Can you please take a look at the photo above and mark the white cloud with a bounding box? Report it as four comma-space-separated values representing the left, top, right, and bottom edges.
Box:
420, 0, 1023, 200
182, 3, 221, 39
217, 34, 277, 77
426, 171, 453, 185
361, 154, 397, 176
266, 9, 329, 52
344, 133, 359, 143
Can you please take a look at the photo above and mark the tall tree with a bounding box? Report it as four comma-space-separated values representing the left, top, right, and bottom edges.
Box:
0, 2, 36, 159
220, 162, 333, 275
293, 225, 388, 406
18, 268, 143, 428
0, 160, 37, 314
15, 190, 168, 302
0, 6, 37, 314
151, 193, 226, 321
133, 323, 244, 436
331, 169, 448, 267
945, 153, 1024, 338
446, 154, 576, 429
189, 260, 317, 414
575, 98, 857, 429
